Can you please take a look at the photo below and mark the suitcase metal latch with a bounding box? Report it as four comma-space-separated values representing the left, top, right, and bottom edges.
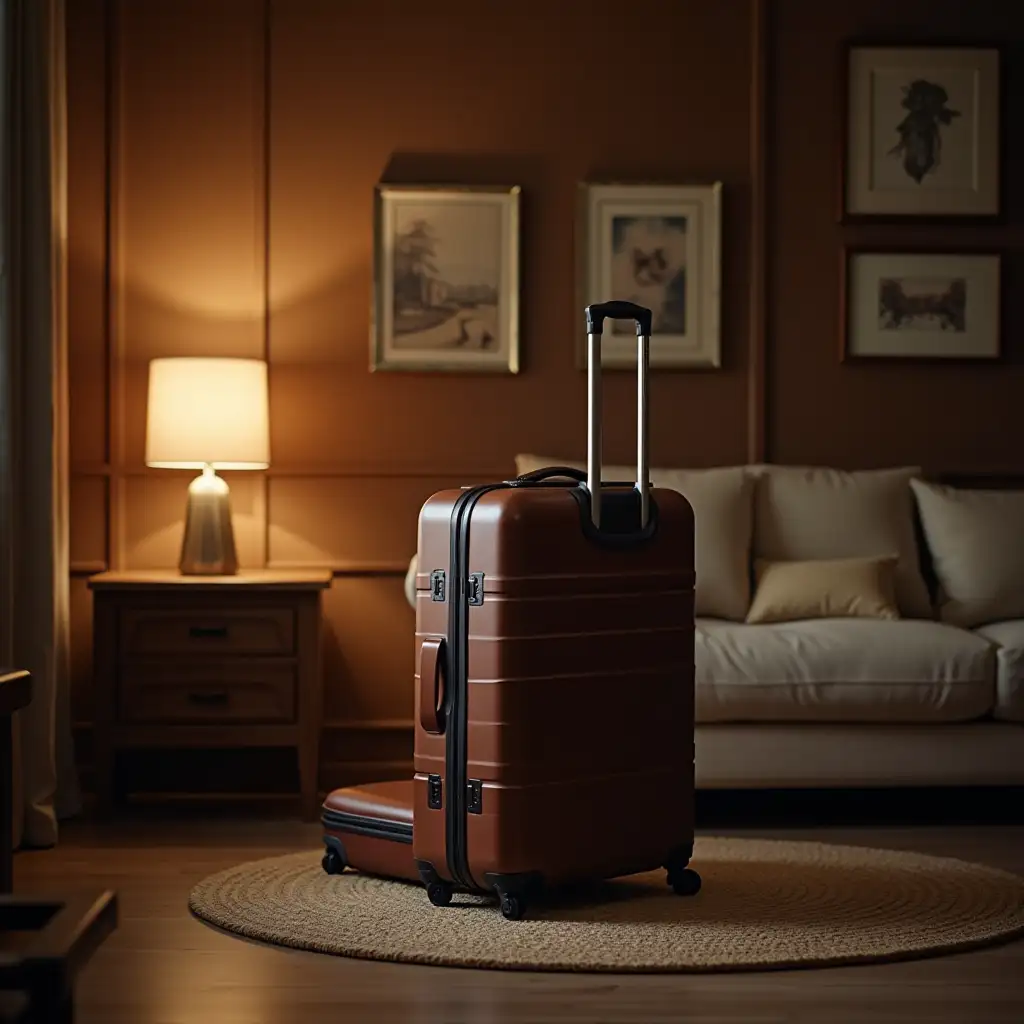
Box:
429, 570, 446, 602
467, 779, 483, 814
427, 773, 443, 809
467, 572, 484, 606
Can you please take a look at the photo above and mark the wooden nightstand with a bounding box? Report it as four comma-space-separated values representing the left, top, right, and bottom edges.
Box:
87, 569, 333, 821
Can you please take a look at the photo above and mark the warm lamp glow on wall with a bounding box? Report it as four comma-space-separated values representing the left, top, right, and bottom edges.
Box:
145, 357, 270, 575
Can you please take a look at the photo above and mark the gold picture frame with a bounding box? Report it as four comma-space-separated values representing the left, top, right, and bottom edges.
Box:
576, 181, 723, 370
370, 184, 521, 373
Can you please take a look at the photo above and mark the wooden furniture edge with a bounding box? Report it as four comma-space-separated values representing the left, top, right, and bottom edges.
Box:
0, 891, 118, 1004
87, 569, 334, 590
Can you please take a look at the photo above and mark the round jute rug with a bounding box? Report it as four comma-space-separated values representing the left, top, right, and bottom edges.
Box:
189, 837, 1024, 973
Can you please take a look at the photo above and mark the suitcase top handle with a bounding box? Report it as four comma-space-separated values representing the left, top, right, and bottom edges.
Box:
585, 300, 653, 338
583, 301, 652, 532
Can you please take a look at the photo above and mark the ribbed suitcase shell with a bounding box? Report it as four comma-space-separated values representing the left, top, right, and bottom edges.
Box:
412, 480, 696, 914
321, 780, 420, 883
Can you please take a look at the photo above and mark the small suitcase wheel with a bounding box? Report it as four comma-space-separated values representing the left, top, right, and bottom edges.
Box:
427, 882, 453, 907
669, 867, 702, 897
322, 848, 346, 875
499, 893, 525, 921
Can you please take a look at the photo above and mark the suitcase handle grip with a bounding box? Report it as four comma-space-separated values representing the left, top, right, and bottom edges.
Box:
515, 466, 587, 484
418, 636, 446, 735
584, 301, 652, 531
585, 300, 653, 337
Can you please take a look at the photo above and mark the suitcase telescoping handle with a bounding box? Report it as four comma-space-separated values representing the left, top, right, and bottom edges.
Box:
583, 300, 652, 530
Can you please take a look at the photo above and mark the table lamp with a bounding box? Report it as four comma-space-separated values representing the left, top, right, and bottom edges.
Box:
145, 357, 270, 575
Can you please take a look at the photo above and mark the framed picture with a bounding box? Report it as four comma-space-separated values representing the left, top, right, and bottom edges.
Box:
841, 248, 1001, 361
843, 45, 1001, 219
371, 184, 520, 372
577, 182, 722, 369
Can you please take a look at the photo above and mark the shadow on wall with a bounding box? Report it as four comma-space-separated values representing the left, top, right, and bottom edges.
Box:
379, 152, 549, 188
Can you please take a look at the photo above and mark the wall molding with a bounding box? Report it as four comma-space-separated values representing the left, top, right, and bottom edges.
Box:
70, 560, 108, 576
70, 461, 511, 479
746, 0, 769, 463
267, 559, 408, 576
321, 760, 411, 790
104, 0, 123, 571
260, 0, 272, 568
325, 719, 413, 732
72, 761, 415, 799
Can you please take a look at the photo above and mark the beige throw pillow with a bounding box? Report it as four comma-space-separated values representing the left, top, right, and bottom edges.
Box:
753, 465, 932, 618
514, 455, 754, 621
746, 556, 900, 624
911, 480, 1024, 628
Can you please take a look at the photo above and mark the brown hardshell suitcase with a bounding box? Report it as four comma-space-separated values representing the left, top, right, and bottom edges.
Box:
321, 780, 420, 883
412, 301, 701, 920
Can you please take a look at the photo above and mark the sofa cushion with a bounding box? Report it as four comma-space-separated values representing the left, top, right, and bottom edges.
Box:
695, 617, 994, 723
746, 556, 900, 624
973, 620, 1024, 722
911, 480, 1024, 628
515, 455, 753, 620
752, 465, 932, 618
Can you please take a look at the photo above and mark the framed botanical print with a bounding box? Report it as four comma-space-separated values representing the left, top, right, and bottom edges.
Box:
843, 45, 1001, 219
842, 248, 1001, 361
577, 182, 722, 369
371, 184, 520, 373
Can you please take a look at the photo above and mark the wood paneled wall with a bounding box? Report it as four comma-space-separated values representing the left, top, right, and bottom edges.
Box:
65, 0, 1024, 795
770, 0, 1024, 468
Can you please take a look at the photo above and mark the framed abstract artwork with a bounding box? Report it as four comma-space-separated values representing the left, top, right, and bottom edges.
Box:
843, 45, 1001, 219
371, 184, 520, 373
841, 248, 1001, 361
577, 182, 722, 369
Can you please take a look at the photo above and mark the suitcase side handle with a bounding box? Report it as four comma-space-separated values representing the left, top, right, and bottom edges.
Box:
583, 301, 652, 531
418, 636, 447, 735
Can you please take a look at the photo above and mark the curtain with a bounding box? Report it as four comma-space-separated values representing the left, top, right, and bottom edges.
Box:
0, 0, 79, 851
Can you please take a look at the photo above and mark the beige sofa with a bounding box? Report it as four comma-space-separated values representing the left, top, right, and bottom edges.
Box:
405, 460, 1024, 789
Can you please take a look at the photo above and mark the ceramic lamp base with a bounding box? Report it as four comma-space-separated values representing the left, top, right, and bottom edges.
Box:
179, 465, 239, 575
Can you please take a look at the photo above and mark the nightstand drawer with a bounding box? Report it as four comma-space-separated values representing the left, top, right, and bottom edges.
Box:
119, 663, 297, 723
120, 607, 295, 657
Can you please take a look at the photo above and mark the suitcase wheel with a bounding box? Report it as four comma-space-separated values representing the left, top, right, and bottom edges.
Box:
668, 867, 702, 897
426, 881, 453, 907
322, 847, 346, 876
498, 892, 526, 921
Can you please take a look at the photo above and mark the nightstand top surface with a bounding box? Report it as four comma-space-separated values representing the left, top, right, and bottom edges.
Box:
87, 569, 333, 591
0, 668, 31, 714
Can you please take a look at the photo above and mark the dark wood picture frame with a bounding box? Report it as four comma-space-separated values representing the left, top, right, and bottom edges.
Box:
839, 245, 1004, 364
837, 40, 1005, 224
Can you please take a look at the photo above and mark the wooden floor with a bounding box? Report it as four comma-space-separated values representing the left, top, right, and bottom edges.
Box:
11, 810, 1024, 1024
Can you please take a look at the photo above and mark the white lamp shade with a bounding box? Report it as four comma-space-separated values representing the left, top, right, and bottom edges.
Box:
145, 357, 270, 470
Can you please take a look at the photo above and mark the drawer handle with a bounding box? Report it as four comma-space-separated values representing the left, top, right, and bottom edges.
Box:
187, 690, 230, 706
188, 625, 229, 640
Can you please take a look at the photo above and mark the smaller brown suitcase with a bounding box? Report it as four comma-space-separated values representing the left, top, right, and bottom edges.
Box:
321, 780, 420, 883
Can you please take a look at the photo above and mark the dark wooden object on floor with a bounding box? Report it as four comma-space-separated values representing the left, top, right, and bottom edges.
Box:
0, 670, 32, 895
87, 570, 333, 821
0, 890, 117, 1024
0, 992, 29, 1024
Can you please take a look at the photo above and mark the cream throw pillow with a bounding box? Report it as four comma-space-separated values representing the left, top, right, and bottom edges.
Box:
746, 556, 900, 624
911, 480, 1024, 627
514, 454, 754, 621
753, 465, 932, 618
